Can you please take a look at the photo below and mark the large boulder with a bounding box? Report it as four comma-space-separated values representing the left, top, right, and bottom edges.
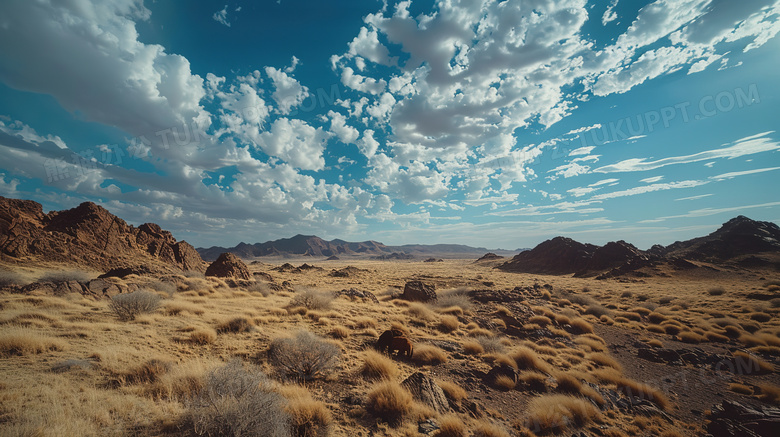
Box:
401, 372, 449, 414
401, 280, 437, 303
205, 252, 251, 280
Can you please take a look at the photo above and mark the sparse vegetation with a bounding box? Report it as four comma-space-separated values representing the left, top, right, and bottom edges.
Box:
39, 269, 93, 283
216, 316, 254, 333
0, 328, 67, 356
524, 394, 601, 434
366, 381, 413, 425
269, 331, 341, 381
290, 288, 334, 310
412, 344, 448, 365
108, 289, 161, 321
183, 360, 290, 436
360, 350, 399, 380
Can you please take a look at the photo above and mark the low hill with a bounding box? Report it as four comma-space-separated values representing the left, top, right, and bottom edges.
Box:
0, 196, 205, 273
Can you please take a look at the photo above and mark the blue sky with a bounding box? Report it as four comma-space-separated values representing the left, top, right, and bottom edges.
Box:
1, 0, 779, 250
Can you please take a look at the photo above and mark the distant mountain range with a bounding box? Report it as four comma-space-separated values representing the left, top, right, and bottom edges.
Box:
196, 234, 520, 261
498, 215, 780, 278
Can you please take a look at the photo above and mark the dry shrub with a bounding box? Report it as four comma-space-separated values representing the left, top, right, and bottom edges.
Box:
462, 340, 484, 355
529, 315, 552, 327
269, 331, 341, 381
407, 302, 436, 322
120, 359, 172, 385
328, 325, 350, 339
366, 381, 413, 425
0, 269, 26, 287
473, 422, 510, 437
630, 307, 652, 316
109, 290, 161, 321
708, 287, 726, 296
290, 288, 333, 310
439, 380, 468, 403
434, 415, 468, 437
217, 317, 254, 333
438, 315, 460, 333
554, 373, 583, 395
146, 359, 218, 400
39, 269, 93, 283
728, 383, 753, 395
0, 328, 67, 356
647, 312, 667, 324
495, 305, 512, 317
569, 318, 593, 334
412, 344, 448, 365
647, 324, 666, 334
164, 301, 204, 316
575, 337, 606, 352
353, 316, 377, 329
435, 287, 473, 311
518, 371, 549, 392
647, 339, 664, 348
468, 327, 494, 337
732, 351, 774, 374
510, 347, 550, 373
679, 331, 705, 344
189, 328, 217, 345
585, 305, 611, 318
183, 360, 290, 436
757, 383, 780, 405
476, 335, 505, 354
494, 374, 517, 391
279, 384, 332, 437
555, 314, 572, 326
663, 324, 682, 335
587, 353, 623, 372
616, 311, 642, 322
439, 305, 464, 315
524, 394, 601, 434
360, 350, 399, 380
246, 281, 271, 296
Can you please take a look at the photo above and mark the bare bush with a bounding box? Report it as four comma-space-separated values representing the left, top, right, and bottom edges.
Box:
109, 289, 161, 321
184, 360, 290, 436
269, 331, 341, 381
247, 281, 272, 296
290, 288, 334, 310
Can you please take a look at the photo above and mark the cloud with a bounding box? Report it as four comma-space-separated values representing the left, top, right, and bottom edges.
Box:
710, 166, 780, 179
594, 131, 780, 173
640, 176, 664, 183
213, 5, 231, 27
265, 66, 309, 115
254, 118, 331, 171
641, 201, 780, 223
591, 180, 710, 200
675, 194, 713, 201
602, 0, 620, 25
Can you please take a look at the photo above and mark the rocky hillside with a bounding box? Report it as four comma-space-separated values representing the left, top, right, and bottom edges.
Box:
198, 235, 389, 260
0, 196, 205, 272
498, 216, 780, 277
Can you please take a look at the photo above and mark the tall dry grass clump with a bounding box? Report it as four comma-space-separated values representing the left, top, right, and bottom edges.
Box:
360, 350, 399, 380
434, 414, 468, 437
290, 288, 334, 310
438, 315, 460, 333
269, 331, 341, 381
108, 289, 161, 321
510, 346, 550, 373
216, 317, 254, 333
366, 381, 414, 425
411, 344, 448, 365
279, 384, 332, 437
0, 327, 67, 356
183, 360, 290, 436
473, 422, 511, 437
524, 394, 601, 434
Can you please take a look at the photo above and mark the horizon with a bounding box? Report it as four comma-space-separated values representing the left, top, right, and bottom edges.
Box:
2, 1, 780, 251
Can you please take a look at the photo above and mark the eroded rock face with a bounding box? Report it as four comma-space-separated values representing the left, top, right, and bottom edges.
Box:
401, 280, 437, 303
402, 372, 449, 414
0, 197, 206, 273
707, 400, 780, 437
205, 252, 251, 279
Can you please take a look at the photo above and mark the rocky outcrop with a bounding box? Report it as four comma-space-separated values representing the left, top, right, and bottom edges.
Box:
664, 215, 780, 261
0, 197, 205, 273
497, 237, 598, 275
402, 372, 450, 414
401, 280, 437, 303
707, 400, 780, 437
198, 235, 389, 260
205, 253, 251, 279
475, 253, 504, 262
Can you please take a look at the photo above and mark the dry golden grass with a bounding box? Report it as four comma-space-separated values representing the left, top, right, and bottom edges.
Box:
353, 316, 378, 329
510, 347, 551, 373
434, 415, 468, 437
406, 302, 436, 322
728, 383, 753, 395
468, 327, 494, 337
569, 318, 593, 334
679, 331, 705, 344
462, 340, 484, 355
493, 374, 517, 391
438, 380, 468, 402
412, 344, 448, 365
524, 394, 601, 434
587, 352, 623, 372
473, 422, 511, 437
647, 339, 664, 348
216, 316, 254, 333
366, 381, 413, 425
732, 351, 774, 374
575, 337, 606, 352
0, 328, 67, 356
756, 383, 780, 405
438, 315, 460, 333
279, 384, 332, 437
188, 328, 217, 345
360, 350, 399, 380
162, 300, 204, 316
328, 325, 350, 339
528, 315, 552, 327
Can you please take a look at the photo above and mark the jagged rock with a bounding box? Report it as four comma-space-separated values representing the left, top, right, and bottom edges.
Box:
707, 400, 780, 437
402, 372, 449, 414
418, 419, 440, 434
400, 280, 437, 303
335, 288, 379, 303
99, 265, 154, 278
0, 197, 205, 272
666, 216, 780, 261
205, 253, 251, 280
475, 252, 504, 262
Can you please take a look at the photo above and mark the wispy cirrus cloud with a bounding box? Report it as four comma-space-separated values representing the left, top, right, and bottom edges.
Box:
594, 131, 779, 173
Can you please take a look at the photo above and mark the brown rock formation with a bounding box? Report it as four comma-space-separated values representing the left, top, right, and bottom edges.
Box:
205, 252, 251, 279
0, 196, 205, 273
400, 280, 437, 302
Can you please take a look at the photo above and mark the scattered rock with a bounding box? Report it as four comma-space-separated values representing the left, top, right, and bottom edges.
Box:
329, 266, 368, 277
205, 253, 251, 280
335, 288, 379, 303
707, 400, 780, 437
400, 280, 437, 303
402, 372, 450, 414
